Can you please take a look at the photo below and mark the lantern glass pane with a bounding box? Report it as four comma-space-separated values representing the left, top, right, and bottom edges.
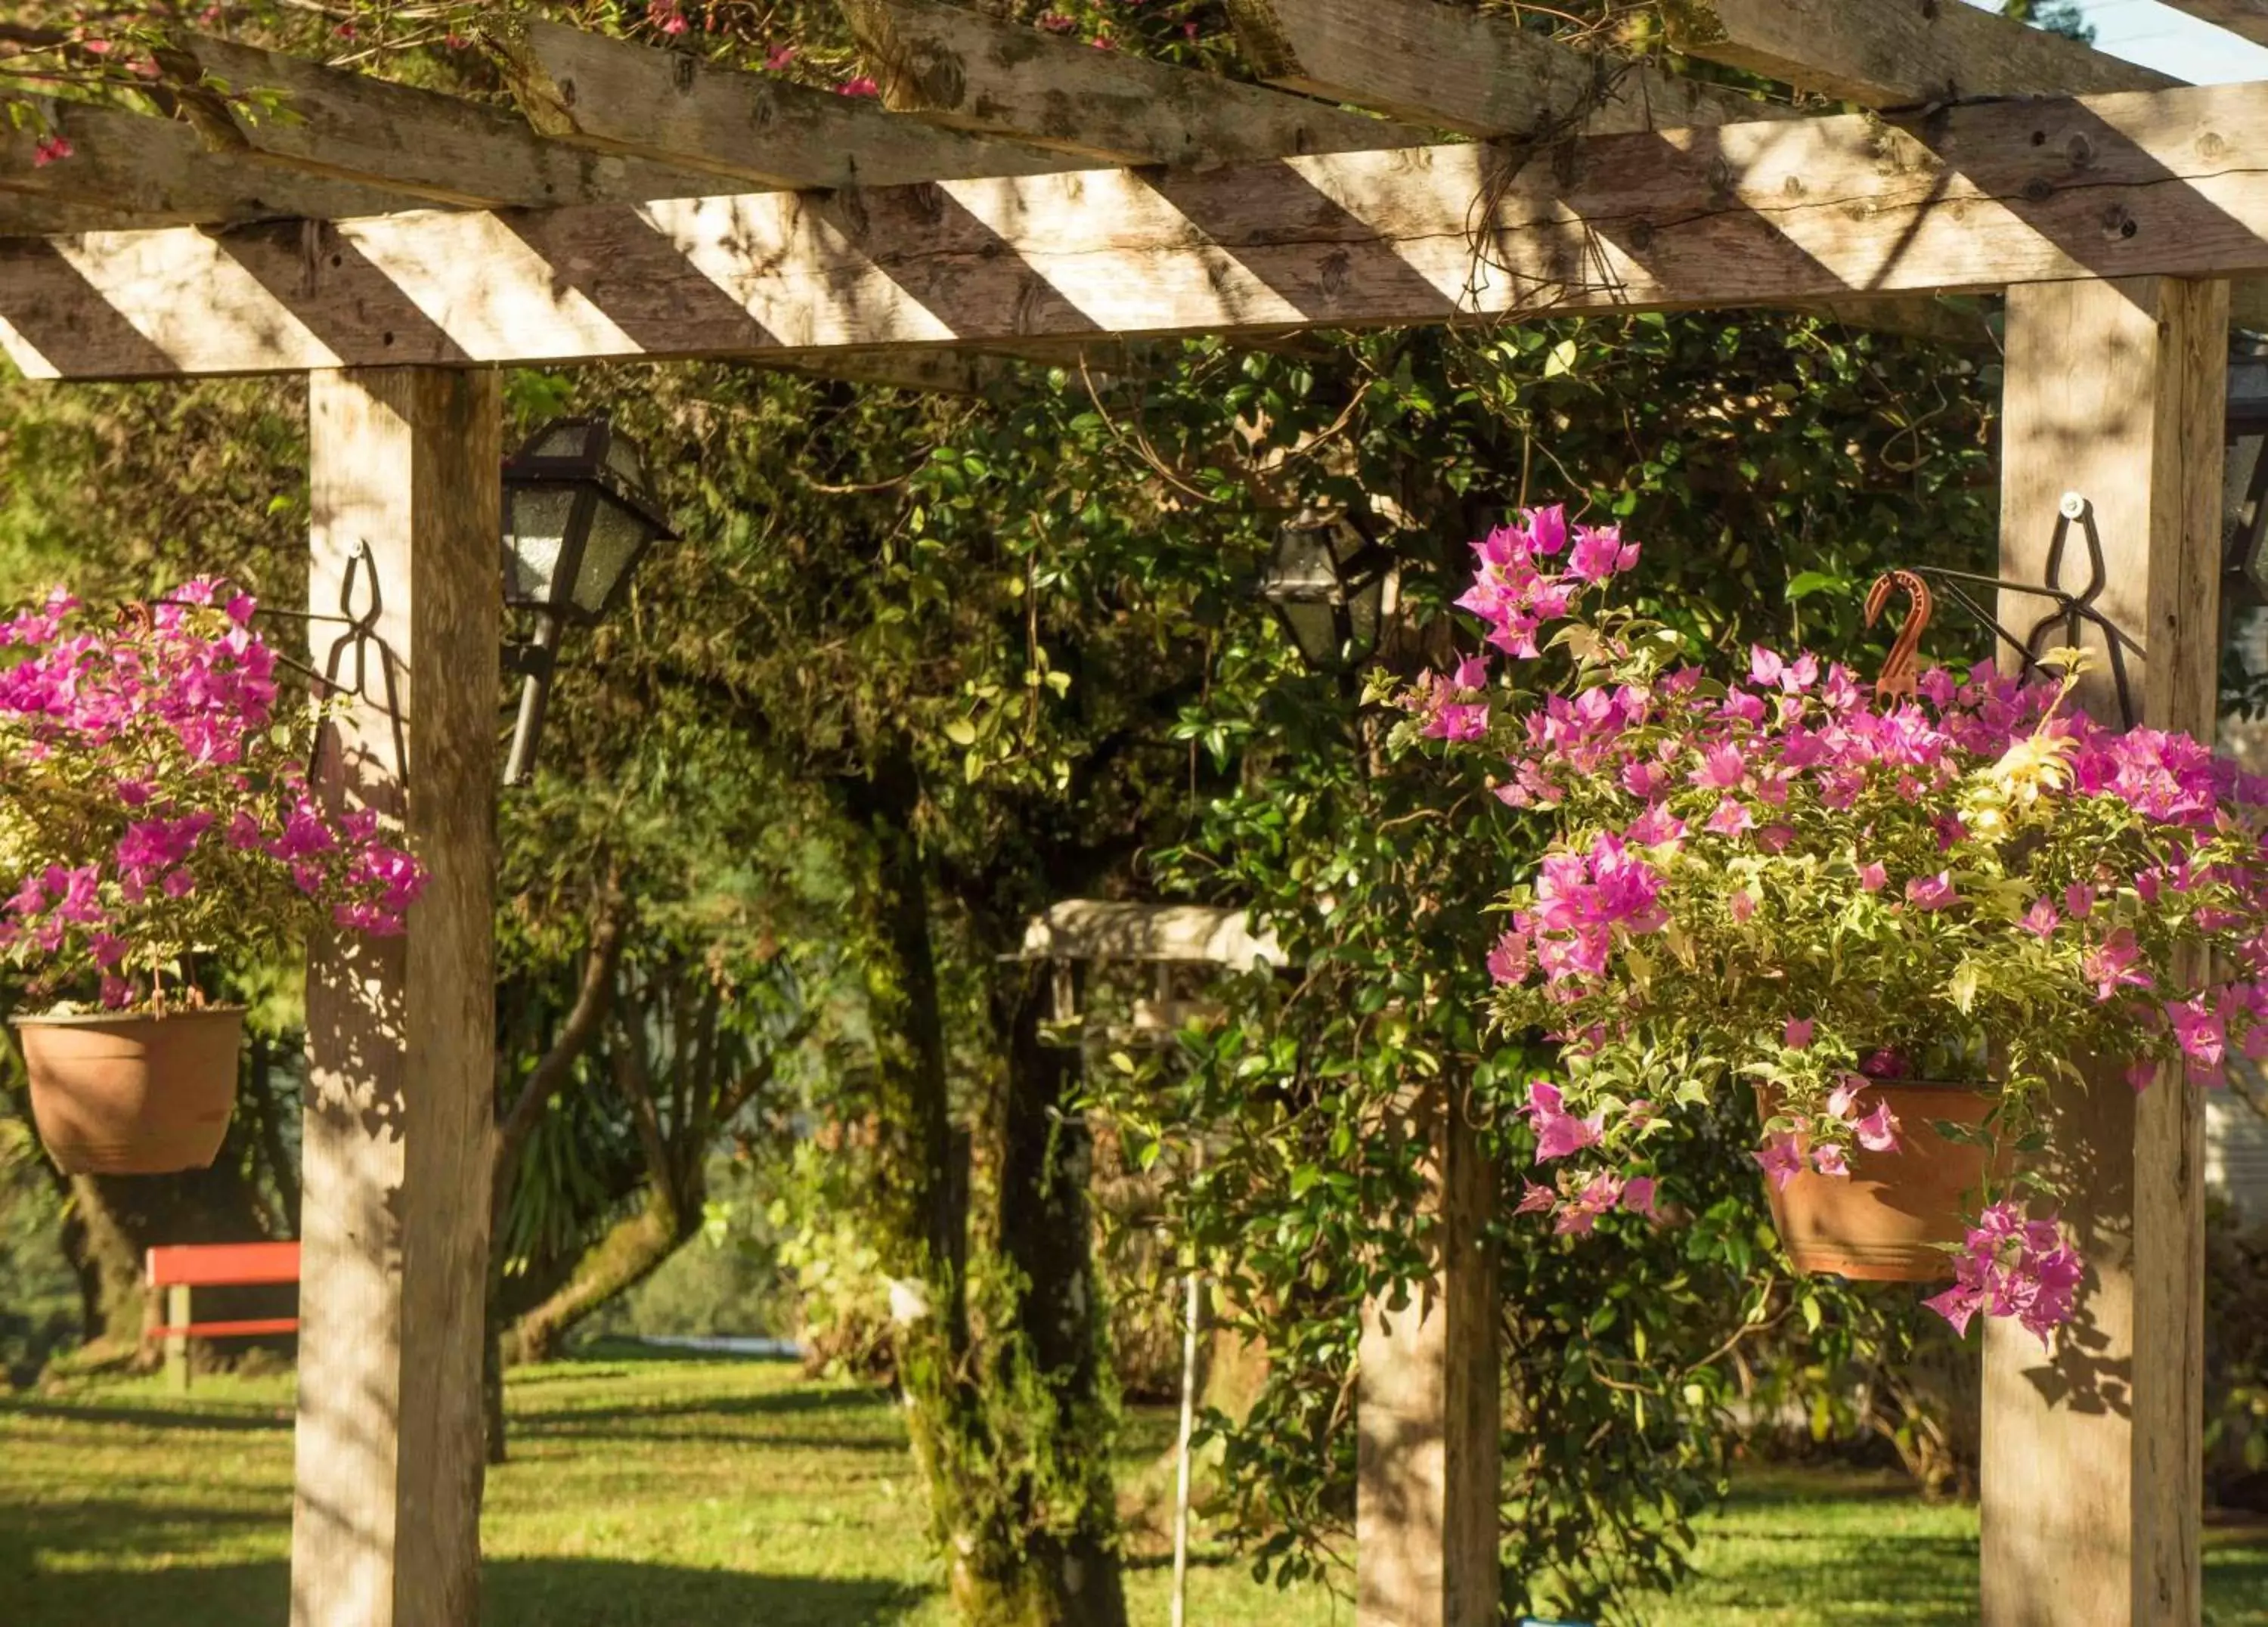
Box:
1278, 600, 1341, 668
1266, 526, 1340, 598
603, 432, 651, 494
534, 423, 596, 460
572, 496, 652, 616
1347, 575, 1387, 655
503, 485, 579, 606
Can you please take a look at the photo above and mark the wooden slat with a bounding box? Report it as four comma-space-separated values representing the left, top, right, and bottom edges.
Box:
292, 367, 499, 1627
150, 1316, 302, 1339
495, 18, 1080, 189
1655, 2, 2268, 330
156, 32, 733, 209
1019, 901, 1285, 965
1225, 0, 1796, 138
147, 1241, 302, 1288
1980, 275, 2223, 1627
1660, 0, 2174, 107
0, 100, 425, 225
2149, 1, 2268, 49
840, 0, 1430, 167
9, 83, 2268, 377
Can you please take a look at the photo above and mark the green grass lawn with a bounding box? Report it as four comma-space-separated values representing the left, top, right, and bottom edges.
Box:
5, 1346, 2268, 1625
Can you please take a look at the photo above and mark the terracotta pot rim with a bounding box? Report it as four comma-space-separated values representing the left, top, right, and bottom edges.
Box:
10, 1005, 248, 1030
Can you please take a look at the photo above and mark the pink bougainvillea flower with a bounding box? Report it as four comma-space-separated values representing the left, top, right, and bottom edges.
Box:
1514, 1182, 1557, 1216
1424, 701, 1489, 743
1811, 1142, 1851, 1179
2166, 996, 2227, 1068
2064, 883, 2096, 919
1827, 1075, 1864, 1121
1705, 798, 1755, 838
1783, 1018, 1814, 1050
1567, 524, 1638, 584
2019, 899, 2060, 940
2084, 930, 2152, 1003
1692, 743, 1747, 792
1486, 929, 1532, 987
1620, 1176, 1660, 1219
1854, 1101, 1901, 1154
1752, 1133, 1805, 1192
1858, 861, 1888, 894
764, 42, 797, 69
32, 134, 73, 168
1905, 872, 1959, 910
1522, 1080, 1604, 1163
837, 74, 880, 95
1729, 889, 1757, 924
1926, 1204, 2084, 1344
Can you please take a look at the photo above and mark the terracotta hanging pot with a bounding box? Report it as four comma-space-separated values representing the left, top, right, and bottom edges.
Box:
12, 1006, 245, 1175
1758, 1080, 1995, 1283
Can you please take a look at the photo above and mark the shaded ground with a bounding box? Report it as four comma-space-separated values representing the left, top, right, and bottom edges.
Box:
7, 1347, 2268, 1625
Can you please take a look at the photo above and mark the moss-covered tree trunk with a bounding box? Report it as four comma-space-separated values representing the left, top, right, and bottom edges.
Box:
503, 1187, 696, 1363
949, 959, 1128, 1627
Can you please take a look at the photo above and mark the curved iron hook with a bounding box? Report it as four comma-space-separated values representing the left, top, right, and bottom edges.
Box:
1864, 569, 1935, 704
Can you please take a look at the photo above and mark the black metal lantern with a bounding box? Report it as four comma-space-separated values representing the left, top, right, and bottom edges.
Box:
1256, 513, 1397, 672
500, 413, 676, 784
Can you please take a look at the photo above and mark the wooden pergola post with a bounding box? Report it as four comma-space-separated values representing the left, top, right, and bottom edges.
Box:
1982, 276, 2226, 1627
292, 367, 501, 1627
1356, 1079, 1499, 1627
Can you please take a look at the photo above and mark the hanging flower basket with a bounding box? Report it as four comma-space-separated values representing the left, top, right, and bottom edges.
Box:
1400, 505, 2268, 1342
14, 1005, 244, 1175
0, 582, 427, 1174
1755, 1078, 1991, 1283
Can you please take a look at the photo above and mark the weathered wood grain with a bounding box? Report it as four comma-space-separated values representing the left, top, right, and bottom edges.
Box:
494, 18, 1076, 189
1662, 0, 2175, 107
1981, 275, 2223, 1627
7, 82, 2268, 377
1656, 3, 2268, 331
840, 0, 1428, 166
2159, 0, 2268, 48
1356, 1080, 1498, 1627
157, 31, 731, 208
292, 367, 500, 1627
1225, 0, 1795, 138
0, 99, 423, 225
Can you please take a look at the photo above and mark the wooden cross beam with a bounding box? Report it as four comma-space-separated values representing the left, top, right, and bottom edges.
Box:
1219, 0, 1991, 345
1661, 0, 2177, 107
0, 99, 426, 226
1225, 0, 1793, 139
2160, 1, 2268, 48
8, 80, 2268, 380
839, 0, 1431, 168
494, 18, 1083, 190
154, 31, 734, 209
1657, 0, 2268, 330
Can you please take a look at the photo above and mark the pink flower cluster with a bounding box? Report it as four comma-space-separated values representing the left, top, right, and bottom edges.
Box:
0, 581, 428, 1008
1922, 1204, 2084, 1346
1424, 504, 2268, 1338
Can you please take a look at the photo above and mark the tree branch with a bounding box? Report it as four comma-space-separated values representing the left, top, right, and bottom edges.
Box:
493, 893, 627, 1182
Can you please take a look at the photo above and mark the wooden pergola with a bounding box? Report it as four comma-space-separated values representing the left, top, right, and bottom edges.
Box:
6, 0, 2258, 1620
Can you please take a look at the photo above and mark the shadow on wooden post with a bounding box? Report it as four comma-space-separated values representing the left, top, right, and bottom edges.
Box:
1981, 275, 2226, 1627
1357, 1077, 1500, 1627
290, 367, 500, 1627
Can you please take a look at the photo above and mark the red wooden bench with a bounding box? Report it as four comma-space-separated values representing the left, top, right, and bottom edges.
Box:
145, 1241, 300, 1390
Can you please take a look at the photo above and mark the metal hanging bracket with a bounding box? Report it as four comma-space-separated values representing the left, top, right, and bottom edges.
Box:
1890, 490, 2144, 730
